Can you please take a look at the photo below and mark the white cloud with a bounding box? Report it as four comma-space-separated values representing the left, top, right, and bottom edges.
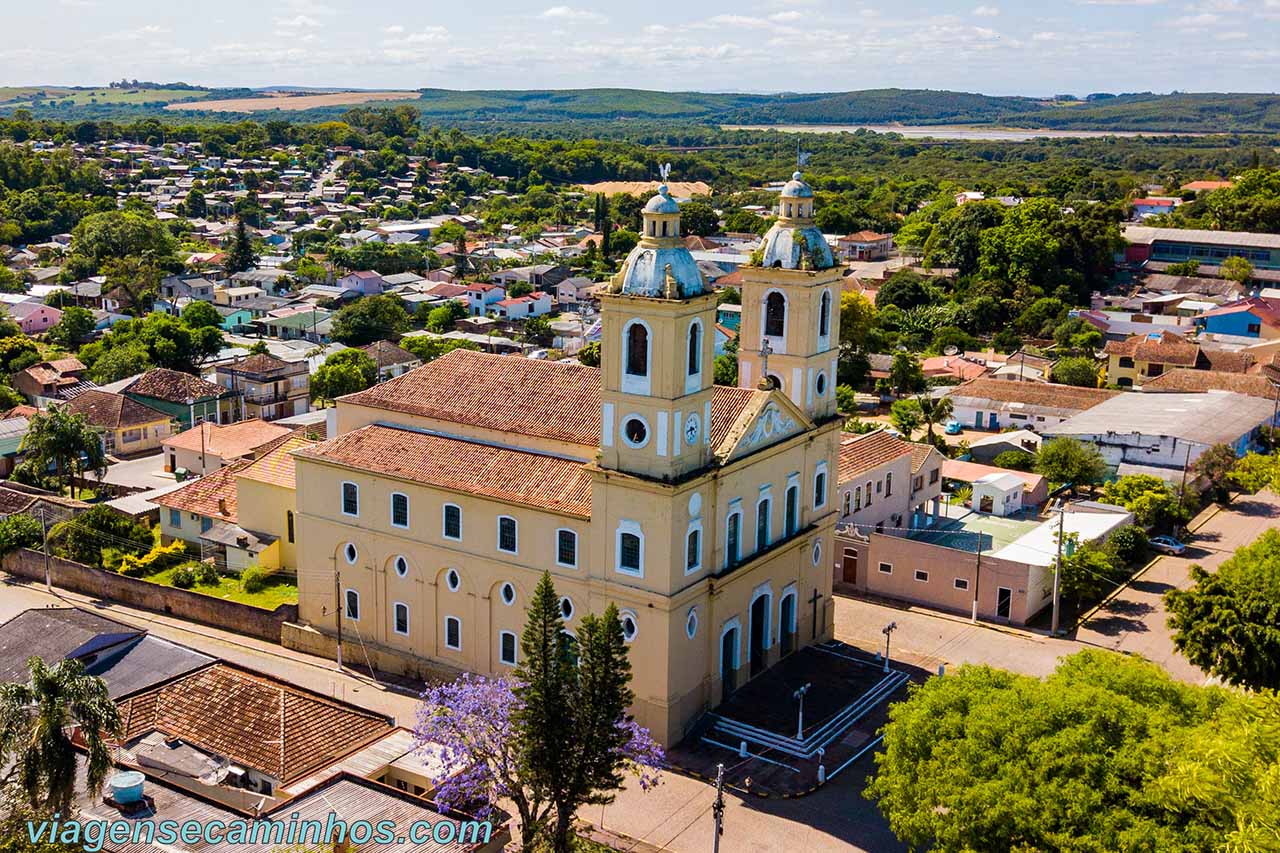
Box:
1079, 0, 1163, 5
770, 10, 802, 21
540, 6, 606, 23
707, 14, 773, 28
1032, 31, 1059, 40
1167, 12, 1220, 27
275, 14, 321, 29
384, 24, 404, 34
973, 5, 1000, 16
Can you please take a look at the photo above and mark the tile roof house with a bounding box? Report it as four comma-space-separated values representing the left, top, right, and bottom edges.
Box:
62, 389, 175, 456
835, 430, 944, 534
360, 339, 422, 381
1142, 368, 1279, 398
115, 662, 393, 788
944, 378, 1119, 431
12, 358, 92, 406
162, 418, 293, 475
1105, 330, 1256, 387
124, 368, 238, 430
1193, 296, 1280, 339
2, 300, 62, 335
215, 353, 310, 422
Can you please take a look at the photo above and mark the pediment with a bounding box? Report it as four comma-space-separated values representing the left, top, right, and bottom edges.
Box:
719, 391, 815, 463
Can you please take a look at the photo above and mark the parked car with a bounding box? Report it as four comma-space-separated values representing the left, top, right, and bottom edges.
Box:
944, 419, 963, 435
1150, 535, 1187, 556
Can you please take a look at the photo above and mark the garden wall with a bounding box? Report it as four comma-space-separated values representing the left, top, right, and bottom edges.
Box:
2, 548, 297, 643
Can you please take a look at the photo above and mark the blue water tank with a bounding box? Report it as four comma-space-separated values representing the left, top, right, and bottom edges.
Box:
109, 771, 145, 804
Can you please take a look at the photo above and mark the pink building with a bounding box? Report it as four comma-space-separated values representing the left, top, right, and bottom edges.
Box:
4, 302, 62, 335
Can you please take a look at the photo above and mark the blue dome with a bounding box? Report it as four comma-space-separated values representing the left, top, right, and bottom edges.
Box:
781, 171, 814, 198
618, 245, 706, 298
759, 222, 834, 270
644, 184, 681, 214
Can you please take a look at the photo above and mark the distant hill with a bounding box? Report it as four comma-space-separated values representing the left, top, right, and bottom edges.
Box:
4, 85, 1280, 132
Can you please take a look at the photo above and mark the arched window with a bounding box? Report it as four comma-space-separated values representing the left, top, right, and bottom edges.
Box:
842, 491, 851, 516
726, 511, 741, 567
661, 220, 669, 237
819, 290, 831, 337
765, 292, 786, 337
855, 486, 862, 511
688, 322, 701, 376
626, 323, 648, 377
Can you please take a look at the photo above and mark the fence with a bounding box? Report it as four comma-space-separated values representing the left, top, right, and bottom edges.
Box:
2, 548, 297, 643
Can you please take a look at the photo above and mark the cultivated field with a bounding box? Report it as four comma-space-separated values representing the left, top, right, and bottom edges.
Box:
166, 91, 418, 112
0, 86, 210, 106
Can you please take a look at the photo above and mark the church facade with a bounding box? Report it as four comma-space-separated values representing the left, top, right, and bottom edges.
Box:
293, 172, 844, 746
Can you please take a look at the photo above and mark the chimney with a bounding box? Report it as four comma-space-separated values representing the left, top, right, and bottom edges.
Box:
218, 498, 228, 515
236, 535, 249, 548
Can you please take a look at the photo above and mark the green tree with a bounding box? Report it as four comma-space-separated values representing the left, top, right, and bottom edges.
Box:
1035, 437, 1106, 490
45, 306, 95, 349
506, 281, 534, 298
180, 300, 223, 329
224, 217, 258, 274
399, 335, 481, 365
577, 341, 601, 367
246, 340, 270, 356
312, 348, 378, 403
0, 267, 25, 295
993, 449, 1035, 471
47, 504, 151, 567
1166, 528, 1280, 691
86, 343, 152, 384
1231, 451, 1280, 493
890, 399, 922, 437
714, 353, 738, 386
331, 295, 410, 346
1220, 255, 1254, 284
424, 300, 467, 332
1050, 356, 1099, 387
888, 351, 925, 396
865, 649, 1280, 853
1101, 474, 1192, 529
523, 316, 553, 347
79, 313, 222, 377
0, 514, 41, 557
18, 406, 107, 498
678, 201, 719, 236
183, 187, 206, 218
876, 271, 934, 312
63, 209, 177, 278
0, 657, 121, 816
1192, 442, 1238, 503
916, 394, 953, 443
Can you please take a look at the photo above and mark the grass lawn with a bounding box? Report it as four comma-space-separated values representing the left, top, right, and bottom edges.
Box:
145, 566, 298, 610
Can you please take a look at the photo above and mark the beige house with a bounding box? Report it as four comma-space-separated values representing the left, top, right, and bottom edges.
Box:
62, 389, 174, 456
162, 418, 293, 475
215, 354, 310, 421
292, 174, 843, 746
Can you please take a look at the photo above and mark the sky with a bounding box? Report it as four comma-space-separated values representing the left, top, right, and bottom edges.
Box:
2, 0, 1279, 96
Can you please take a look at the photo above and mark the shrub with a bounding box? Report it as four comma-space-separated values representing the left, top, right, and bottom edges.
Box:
993, 450, 1036, 471
241, 565, 269, 594
1106, 525, 1150, 566
0, 513, 42, 556
194, 561, 220, 586
118, 539, 187, 578
171, 565, 196, 589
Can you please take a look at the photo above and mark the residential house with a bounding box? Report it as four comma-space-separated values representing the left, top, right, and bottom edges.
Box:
160, 274, 216, 303
3, 301, 61, 335
337, 269, 386, 295
0, 482, 87, 525
555, 276, 596, 305
12, 358, 92, 406
1105, 330, 1200, 387
1131, 197, 1181, 218
837, 231, 893, 261
490, 263, 569, 290
122, 368, 238, 430
1043, 390, 1278, 480
254, 306, 332, 343
216, 353, 310, 421
1123, 225, 1280, 271
944, 378, 1120, 432
0, 416, 29, 478
361, 340, 422, 382
494, 290, 553, 319
213, 285, 264, 307
1142, 368, 1279, 399
465, 283, 505, 316
63, 389, 174, 456
940, 459, 1049, 509
834, 430, 944, 535
1192, 297, 1280, 339
966, 429, 1042, 465
162, 418, 293, 475
214, 304, 254, 331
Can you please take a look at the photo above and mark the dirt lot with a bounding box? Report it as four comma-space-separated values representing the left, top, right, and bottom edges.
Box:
166, 91, 417, 112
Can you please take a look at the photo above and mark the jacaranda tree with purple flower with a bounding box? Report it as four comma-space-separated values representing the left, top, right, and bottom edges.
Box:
413, 572, 664, 853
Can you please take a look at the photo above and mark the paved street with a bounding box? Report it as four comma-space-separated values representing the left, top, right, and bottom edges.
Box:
5, 491, 1276, 852
1071, 489, 1280, 683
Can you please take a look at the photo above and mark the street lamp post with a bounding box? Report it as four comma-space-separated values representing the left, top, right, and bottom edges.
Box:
711, 763, 726, 853
793, 682, 811, 740
882, 621, 897, 672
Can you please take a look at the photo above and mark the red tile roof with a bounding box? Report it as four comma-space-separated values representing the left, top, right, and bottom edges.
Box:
62, 390, 170, 429
838, 430, 911, 482
117, 663, 392, 783
154, 461, 246, 521
947, 378, 1119, 411
126, 368, 227, 403
360, 340, 419, 368
340, 349, 762, 452
163, 418, 292, 459
1142, 368, 1277, 398
237, 434, 316, 490
1104, 330, 1200, 367
297, 424, 595, 518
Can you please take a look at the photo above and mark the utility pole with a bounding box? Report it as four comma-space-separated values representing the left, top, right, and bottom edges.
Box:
711, 763, 726, 853
38, 506, 51, 592
971, 539, 982, 624
793, 683, 811, 740
882, 621, 897, 673
1051, 502, 1066, 635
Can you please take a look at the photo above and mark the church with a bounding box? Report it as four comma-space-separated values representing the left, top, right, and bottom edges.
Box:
293, 170, 844, 745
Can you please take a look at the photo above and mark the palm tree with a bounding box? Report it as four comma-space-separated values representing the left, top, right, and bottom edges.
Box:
18, 407, 108, 499
917, 394, 954, 444
0, 657, 121, 816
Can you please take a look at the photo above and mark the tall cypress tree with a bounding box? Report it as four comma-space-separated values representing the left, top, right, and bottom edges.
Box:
512, 572, 576, 845
225, 217, 258, 274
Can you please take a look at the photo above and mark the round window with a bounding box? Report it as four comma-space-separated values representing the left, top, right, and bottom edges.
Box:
446, 569, 461, 591
622, 416, 649, 448
500, 582, 515, 605
688, 492, 702, 518
621, 612, 638, 643
560, 596, 574, 621
685, 607, 699, 639
815, 372, 827, 396
812, 538, 823, 567
394, 556, 408, 577
344, 543, 357, 564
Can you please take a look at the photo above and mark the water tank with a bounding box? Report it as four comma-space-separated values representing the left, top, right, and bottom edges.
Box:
109, 770, 145, 804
